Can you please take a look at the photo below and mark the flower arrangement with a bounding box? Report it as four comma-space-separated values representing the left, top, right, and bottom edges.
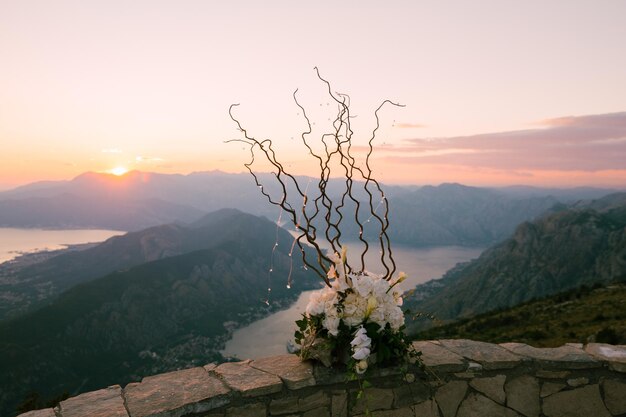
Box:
295, 248, 414, 375
229, 68, 418, 377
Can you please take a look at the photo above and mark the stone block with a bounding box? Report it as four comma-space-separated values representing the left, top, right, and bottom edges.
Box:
124, 367, 230, 417
435, 380, 467, 417
566, 377, 589, 387
540, 382, 565, 398
603, 378, 626, 415
413, 399, 441, 417
457, 393, 520, 417
331, 391, 347, 417
439, 339, 522, 370
214, 361, 283, 397
500, 343, 599, 369
392, 380, 431, 407
16, 409, 56, 417
58, 385, 128, 417
543, 384, 611, 417
505, 375, 539, 417
351, 387, 394, 414
469, 375, 506, 404
299, 390, 330, 412
251, 354, 316, 390
270, 396, 299, 415
362, 399, 440, 417
225, 402, 266, 417
412, 340, 467, 372
584, 343, 626, 372
302, 407, 330, 417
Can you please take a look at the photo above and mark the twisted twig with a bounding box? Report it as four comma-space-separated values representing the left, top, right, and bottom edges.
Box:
228, 69, 402, 283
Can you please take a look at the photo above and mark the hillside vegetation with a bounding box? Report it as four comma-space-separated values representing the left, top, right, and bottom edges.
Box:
414, 283, 626, 347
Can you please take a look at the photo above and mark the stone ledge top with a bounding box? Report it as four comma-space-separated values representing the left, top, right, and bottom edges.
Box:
59, 385, 128, 417
499, 342, 601, 369
412, 340, 466, 372
250, 354, 316, 390
124, 366, 230, 417
438, 339, 522, 370
584, 343, 626, 373
213, 360, 283, 397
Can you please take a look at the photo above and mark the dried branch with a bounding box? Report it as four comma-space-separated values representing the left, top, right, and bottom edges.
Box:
228, 69, 403, 284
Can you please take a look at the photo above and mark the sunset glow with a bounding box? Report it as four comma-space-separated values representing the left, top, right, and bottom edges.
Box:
0, 1, 625, 190
109, 167, 129, 176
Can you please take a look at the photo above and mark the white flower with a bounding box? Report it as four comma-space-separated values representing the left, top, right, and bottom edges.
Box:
323, 313, 340, 336
305, 291, 325, 317
365, 295, 378, 318
352, 346, 371, 360
386, 305, 405, 330
352, 274, 374, 298
355, 359, 368, 374
342, 292, 367, 327
351, 326, 372, 361
372, 278, 390, 298
351, 326, 372, 348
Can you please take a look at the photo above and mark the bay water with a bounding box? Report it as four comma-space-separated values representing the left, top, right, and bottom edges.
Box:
0, 227, 125, 264
221, 245, 484, 359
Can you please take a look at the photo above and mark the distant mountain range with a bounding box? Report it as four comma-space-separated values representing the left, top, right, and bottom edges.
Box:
405, 192, 626, 332
1, 170, 619, 247
0, 209, 319, 416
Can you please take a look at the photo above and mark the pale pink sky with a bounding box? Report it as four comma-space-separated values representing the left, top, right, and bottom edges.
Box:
1, 1, 626, 189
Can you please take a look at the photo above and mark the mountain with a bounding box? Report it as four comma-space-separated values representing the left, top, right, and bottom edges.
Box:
0, 210, 319, 416
0, 208, 300, 320
414, 283, 626, 347
495, 185, 620, 202
386, 183, 561, 246
0, 193, 204, 230
405, 192, 626, 331
0, 171, 618, 246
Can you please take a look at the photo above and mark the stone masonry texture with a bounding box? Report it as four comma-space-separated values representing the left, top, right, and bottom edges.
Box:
18, 341, 626, 417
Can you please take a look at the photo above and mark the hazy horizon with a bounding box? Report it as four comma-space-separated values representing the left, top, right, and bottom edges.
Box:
1, 169, 625, 193
2, 1, 625, 190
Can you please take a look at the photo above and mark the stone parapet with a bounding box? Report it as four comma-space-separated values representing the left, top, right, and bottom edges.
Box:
19, 339, 626, 417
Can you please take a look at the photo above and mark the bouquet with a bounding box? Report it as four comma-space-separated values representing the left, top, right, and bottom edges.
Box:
295, 248, 412, 375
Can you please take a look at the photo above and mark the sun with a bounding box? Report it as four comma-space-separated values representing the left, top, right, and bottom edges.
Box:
109, 166, 128, 176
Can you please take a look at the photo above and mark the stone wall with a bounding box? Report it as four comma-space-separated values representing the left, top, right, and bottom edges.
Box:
19, 340, 626, 417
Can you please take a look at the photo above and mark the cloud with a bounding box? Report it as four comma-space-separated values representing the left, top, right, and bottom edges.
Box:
394, 122, 426, 129
384, 112, 626, 172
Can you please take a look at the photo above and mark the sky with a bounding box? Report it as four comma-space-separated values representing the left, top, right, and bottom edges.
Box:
1, 0, 626, 190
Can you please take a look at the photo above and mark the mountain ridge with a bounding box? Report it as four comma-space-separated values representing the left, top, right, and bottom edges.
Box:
405, 192, 626, 332
0, 209, 318, 416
